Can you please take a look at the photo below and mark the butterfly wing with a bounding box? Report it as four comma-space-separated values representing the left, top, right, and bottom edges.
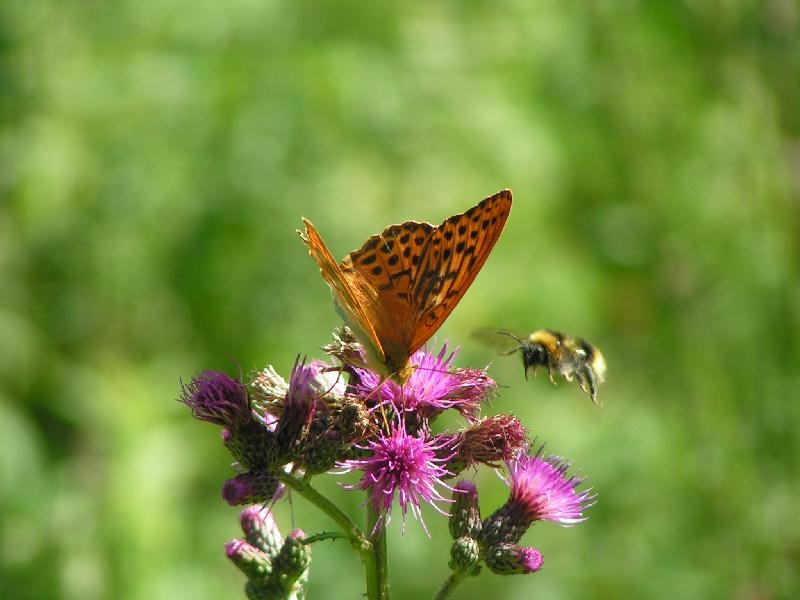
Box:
407, 190, 512, 352
343, 190, 512, 369
342, 221, 437, 375
299, 219, 389, 373
301, 189, 512, 382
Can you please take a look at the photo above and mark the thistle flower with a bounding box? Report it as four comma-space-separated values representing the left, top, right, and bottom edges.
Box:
322, 326, 368, 370
250, 365, 290, 406
441, 414, 528, 476
180, 371, 251, 429
355, 343, 496, 421
480, 447, 594, 547
338, 420, 454, 533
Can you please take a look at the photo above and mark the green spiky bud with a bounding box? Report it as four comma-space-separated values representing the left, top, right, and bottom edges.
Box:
449, 536, 480, 572
225, 539, 272, 581
267, 530, 311, 597
240, 505, 283, 557
449, 480, 482, 540
222, 471, 280, 506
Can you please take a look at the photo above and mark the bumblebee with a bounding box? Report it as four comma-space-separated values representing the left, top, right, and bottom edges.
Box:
475, 329, 606, 404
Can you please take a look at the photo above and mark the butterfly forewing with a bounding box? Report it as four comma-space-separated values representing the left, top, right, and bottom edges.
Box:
408, 191, 512, 352
300, 219, 387, 369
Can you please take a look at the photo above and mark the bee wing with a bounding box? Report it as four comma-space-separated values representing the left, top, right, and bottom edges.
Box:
470, 327, 524, 355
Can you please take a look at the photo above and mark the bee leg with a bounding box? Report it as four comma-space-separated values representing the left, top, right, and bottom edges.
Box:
576, 367, 599, 404
546, 365, 557, 385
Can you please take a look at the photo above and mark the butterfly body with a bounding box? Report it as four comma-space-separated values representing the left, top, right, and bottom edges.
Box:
300, 190, 512, 383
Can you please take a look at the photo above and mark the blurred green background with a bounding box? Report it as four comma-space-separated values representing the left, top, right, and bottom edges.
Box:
2, 1, 798, 599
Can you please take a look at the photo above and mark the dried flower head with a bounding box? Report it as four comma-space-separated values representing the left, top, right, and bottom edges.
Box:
180, 371, 251, 429
442, 414, 527, 475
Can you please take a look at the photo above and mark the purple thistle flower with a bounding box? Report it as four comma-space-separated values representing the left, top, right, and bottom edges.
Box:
480, 446, 594, 547
503, 448, 594, 526
180, 371, 251, 429
354, 343, 495, 421
338, 420, 455, 533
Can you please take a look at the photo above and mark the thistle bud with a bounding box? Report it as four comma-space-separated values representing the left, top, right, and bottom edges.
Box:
222, 471, 280, 506
485, 543, 543, 575
448, 480, 482, 540
225, 539, 271, 581
269, 530, 311, 596
240, 505, 282, 557
449, 536, 480, 572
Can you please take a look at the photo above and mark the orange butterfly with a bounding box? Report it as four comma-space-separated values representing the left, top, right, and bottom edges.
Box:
299, 190, 512, 383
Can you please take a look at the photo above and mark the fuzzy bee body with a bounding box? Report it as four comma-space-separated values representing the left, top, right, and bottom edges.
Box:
475, 328, 606, 404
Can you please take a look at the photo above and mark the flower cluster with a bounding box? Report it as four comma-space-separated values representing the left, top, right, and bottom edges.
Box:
225, 505, 311, 599
448, 446, 594, 576
179, 327, 596, 598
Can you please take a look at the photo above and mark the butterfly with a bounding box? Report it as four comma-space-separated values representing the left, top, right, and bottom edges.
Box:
299, 190, 512, 384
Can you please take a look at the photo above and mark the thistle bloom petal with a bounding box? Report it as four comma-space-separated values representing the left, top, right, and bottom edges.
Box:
338, 420, 454, 533
504, 449, 594, 526
355, 343, 496, 420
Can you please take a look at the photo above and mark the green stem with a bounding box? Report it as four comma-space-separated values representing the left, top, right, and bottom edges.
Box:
301, 531, 352, 545
432, 571, 469, 600
278, 472, 382, 599
366, 504, 390, 600
277, 471, 369, 553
